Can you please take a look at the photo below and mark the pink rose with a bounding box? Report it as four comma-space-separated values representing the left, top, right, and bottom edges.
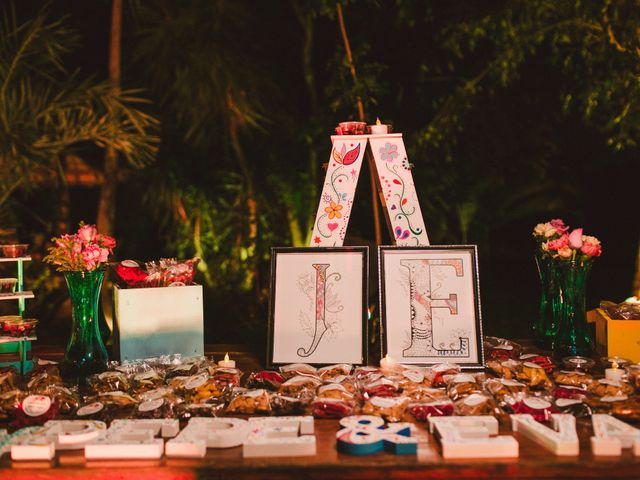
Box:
549, 219, 569, 234
96, 234, 116, 249
77, 224, 97, 243
547, 234, 569, 251
568, 228, 583, 249
81, 244, 102, 270
581, 235, 602, 257
98, 248, 109, 263
557, 246, 573, 258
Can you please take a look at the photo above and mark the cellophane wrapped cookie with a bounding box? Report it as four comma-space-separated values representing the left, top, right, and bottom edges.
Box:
486, 359, 522, 380
278, 375, 322, 404
279, 363, 317, 379
408, 399, 454, 421
445, 373, 485, 401
516, 362, 553, 390
269, 393, 304, 416
311, 397, 356, 419
316, 383, 355, 401
587, 378, 634, 397
131, 369, 164, 396
552, 370, 593, 388
427, 364, 461, 388
484, 336, 521, 360
246, 370, 285, 391
0, 389, 26, 422
484, 378, 528, 403
518, 354, 555, 373
178, 402, 225, 421
552, 384, 588, 400
135, 387, 183, 419
504, 394, 557, 422
453, 393, 498, 416
397, 367, 430, 390
402, 386, 448, 402
362, 396, 409, 422
178, 373, 231, 404
88, 371, 130, 394
362, 377, 400, 398
318, 364, 352, 381
209, 367, 243, 389
226, 388, 271, 414
95, 391, 138, 419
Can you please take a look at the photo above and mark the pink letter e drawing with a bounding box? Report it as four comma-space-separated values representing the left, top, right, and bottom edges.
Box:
400, 259, 470, 358
297, 264, 330, 357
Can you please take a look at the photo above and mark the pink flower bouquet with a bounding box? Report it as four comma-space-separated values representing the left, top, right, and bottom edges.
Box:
532, 219, 602, 263
44, 223, 116, 272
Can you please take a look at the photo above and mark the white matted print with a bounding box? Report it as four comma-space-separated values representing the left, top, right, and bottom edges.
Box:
268, 247, 368, 367
379, 246, 484, 369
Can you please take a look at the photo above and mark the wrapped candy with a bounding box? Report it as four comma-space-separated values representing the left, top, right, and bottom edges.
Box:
178, 402, 224, 420
88, 371, 130, 394
246, 370, 285, 390
312, 397, 356, 419
484, 378, 528, 403
135, 388, 183, 419
45, 385, 79, 416
96, 391, 138, 419
363, 377, 400, 398
588, 379, 634, 398
278, 375, 322, 399
427, 364, 461, 388
131, 369, 164, 396
454, 393, 498, 416
279, 363, 317, 379
397, 367, 429, 390
600, 300, 640, 320
269, 394, 304, 415
484, 336, 521, 360
446, 373, 485, 401
507, 395, 557, 422
408, 399, 454, 421
318, 364, 352, 381
362, 396, 409, 422
209, 366, 243, 389
552, 385, 588, 400
179, 373, 231, 404
401, 385, 447, 402
553, 370, 593, 388
164, 362, 200, 380
519, 354, 555, 373
316, 383, 355, 401
516, 362, 553, 390
226, 388, 271, 414
114, 260, 148, 287
0, 389, 25, 422
486, 359, 522, 380
13, 394, 59, 427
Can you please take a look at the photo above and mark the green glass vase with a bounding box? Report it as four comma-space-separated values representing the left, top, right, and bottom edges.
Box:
62, 270, 108, 382
533, 250, 561, 349
552, 260, 593, 358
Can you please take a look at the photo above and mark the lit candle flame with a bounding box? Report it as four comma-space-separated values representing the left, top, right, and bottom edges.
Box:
612, 360, 618, 369
224, 352, 230, 362
376, 117, 381, 125
385, 354, 391, 361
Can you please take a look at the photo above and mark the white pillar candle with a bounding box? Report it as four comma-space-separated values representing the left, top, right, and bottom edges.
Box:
605, 362, 625, 382
369, 117, 389, 134
218, 353, 236, 368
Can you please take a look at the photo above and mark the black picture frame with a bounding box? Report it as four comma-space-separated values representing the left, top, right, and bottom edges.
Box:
267, 246, 369, 369
378, 245, 485, 370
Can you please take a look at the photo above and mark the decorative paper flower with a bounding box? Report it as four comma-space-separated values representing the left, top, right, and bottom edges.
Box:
324, 202, 343, 220
380, 142, 398, 162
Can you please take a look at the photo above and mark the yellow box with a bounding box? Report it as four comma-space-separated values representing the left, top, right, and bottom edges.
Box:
588, 308, 640, 362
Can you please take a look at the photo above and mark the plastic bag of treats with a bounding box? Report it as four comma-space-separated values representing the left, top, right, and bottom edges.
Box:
316, 383, 355, 401
135, 387, 183, 419
353, 366, 381, 383
0, 366, 18, 394
518, 354, 555, 373
427, 363, 461, 388
484, 336, 521, 361
318, 364, 353, 381
363, 377, 400, 398
446, 373, 485, 401
0, 389, 26, 422
43, 385, 79, 417
246, 370, 285, 391
12, 394, 60, 427
552, 370, 593, 388
484, 378, 528, 403
178, 402, 225, 421
362, 396, 409, 422
610, 396, 640, 423
96, 391, 138, 419
164, 361, 201, 380
25, 365, 64, 393
75, 401, 109, 421
279, 363, 317, 379
179, 373, 231, 404
311, 397, 356, 419
408, 399, 454, 421
209, 367, 243, 389
554, 398, 592, 418
397, 367, 430, 390
88, 371, 131, 394
552, 384, 588, 400
131, 369, 165, 396
504, 393, 558, 422
278, 375, 323, 401
29, 358, 61, 379
225, 388, 271, 415
587, 378, 634, 398
269, 393, 304, 416
485, 359, 522, 380
402, 385, 448, 402
585, 393, 632, 414
516, 362, 553, 390
454, 393, 499, 416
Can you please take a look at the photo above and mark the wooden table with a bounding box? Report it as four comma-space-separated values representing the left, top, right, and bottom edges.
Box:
1, 345, 639, 479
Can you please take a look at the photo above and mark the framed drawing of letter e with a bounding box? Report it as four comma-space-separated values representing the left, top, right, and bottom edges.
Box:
379, 245, 484, 369
267, 247, 368, 367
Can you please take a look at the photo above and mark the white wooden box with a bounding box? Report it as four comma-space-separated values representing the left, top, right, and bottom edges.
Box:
114, 285, 204, 361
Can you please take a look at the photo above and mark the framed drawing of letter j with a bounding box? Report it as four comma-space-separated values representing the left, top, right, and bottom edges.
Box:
379, 245, 485, 369
267, 246, 368, 368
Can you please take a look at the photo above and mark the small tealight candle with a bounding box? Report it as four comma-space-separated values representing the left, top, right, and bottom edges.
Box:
380, 353, 398, 372
218, 352, 236, 368
605, 361, 625, 383
369, 117, 389, 135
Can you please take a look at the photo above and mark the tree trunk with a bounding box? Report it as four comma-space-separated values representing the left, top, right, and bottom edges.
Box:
97, 0, 122, 340
97, 0, 122, 236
